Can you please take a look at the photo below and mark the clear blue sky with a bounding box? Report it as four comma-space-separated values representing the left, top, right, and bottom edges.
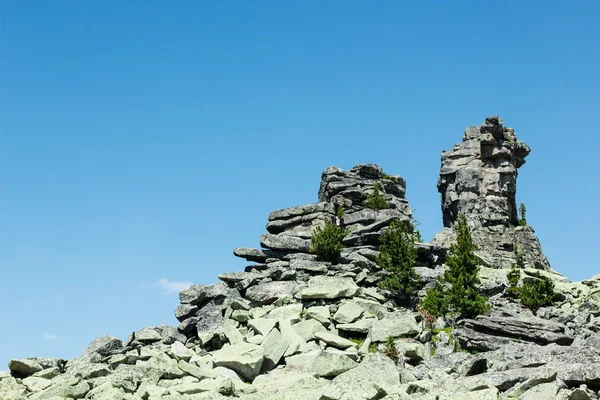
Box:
1, 1, 598, 365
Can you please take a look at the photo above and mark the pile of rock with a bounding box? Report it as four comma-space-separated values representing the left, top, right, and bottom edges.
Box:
434, 116, 551, 270
4, 297, 600, 399
173, 163, 446, 350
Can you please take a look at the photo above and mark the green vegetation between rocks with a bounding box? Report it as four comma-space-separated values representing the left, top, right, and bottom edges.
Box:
383, 336, 399, 363
310, 220, 349, 262
520, 276, 555, 309
431, 327, 453, 336
431, 328, 454, 346
506, 244, 524, 299
506, 264, 521, 299
421, 214, 490, 321
376, 219, 420, 299
518, 202, 527, 226
504, 242, 555, 309
365, 181, 390, 210
347, 337, 377, 353
381, 172, 399, 184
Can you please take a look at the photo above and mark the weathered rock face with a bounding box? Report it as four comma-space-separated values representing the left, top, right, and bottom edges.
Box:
434, 116, 551, 270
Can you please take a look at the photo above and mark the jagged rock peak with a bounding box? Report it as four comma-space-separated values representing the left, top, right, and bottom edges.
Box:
440, 116, 529, 227
434, 116, 550, 270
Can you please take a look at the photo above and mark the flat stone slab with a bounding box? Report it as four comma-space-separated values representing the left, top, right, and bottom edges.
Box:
314, 331, 356, 350
233, 247, 290, 263
459, 315, 574, 347
300, 276, 359, 300
337, 318, 376, 334
369, 312, 420, 342
309, 351, 358, 378
245, 281, 297, 305
292, 319, 327, 341
212, 342, 265, 382
333, 302, 364, 324
260, 234, 311, 252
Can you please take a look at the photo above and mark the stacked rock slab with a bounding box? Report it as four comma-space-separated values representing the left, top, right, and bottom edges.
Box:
174, 164, 444, 348
433, 116, 551, 270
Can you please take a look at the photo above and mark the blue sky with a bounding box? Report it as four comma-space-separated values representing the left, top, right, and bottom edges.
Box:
1, 1, 598, 365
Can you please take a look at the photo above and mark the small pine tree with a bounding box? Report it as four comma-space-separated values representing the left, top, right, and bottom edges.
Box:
443, 214, 490, 318
506, 244, 523, 299
506, 265, 521, 299
421, 214, 490, 320
420, 281, 448, 318
383, 336, 399, 363
520, 276, 555, 309
336, 205, 345, 219
310, 220, 348, 262
376, 219, 420, 298
365, 182, 390, 210
518, 203, 527, 226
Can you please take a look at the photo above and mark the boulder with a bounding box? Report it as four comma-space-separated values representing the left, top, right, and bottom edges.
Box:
260, 328, 290, 371
245, 281, 297, 305
333, 301, 364, 324
309, 350, 358, 378
133, 327, 162, 343
292, 319, 327, 341
314, 331, 356, 350
369, 312, 420, 342
195, 302, 226, 345
248, 318, 277, 337
455, 315, 574, 351
324, 353, 400, 399
300, 276, 359, 300
305, 306, 331, 327
8, 359, 44, 377
260, 234, 311, 252
212, 343, 265, 381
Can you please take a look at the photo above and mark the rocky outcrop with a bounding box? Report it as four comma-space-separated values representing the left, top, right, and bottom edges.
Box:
433, 116, 551, 270
4, 119, 600, 400
167, 164, 447, 357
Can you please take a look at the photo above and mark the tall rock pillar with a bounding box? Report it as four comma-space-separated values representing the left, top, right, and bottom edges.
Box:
433, 116, 551, 270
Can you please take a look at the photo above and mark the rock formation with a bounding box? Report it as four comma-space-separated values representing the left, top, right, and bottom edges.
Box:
2, 118, 600, 400
434, 116, 551, 271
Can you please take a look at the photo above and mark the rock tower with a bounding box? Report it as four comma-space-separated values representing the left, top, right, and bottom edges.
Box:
433, 116, 551, 270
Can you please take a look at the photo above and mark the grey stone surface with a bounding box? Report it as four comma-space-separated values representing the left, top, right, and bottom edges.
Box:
433, 116, 550, 270
309, 350, 358, 378
455, 314, 574, 351
300, 276, 359, 299
369, 312, 421, 342
292, 319, 327, 341
260, 328, 290, 371
245, 281, 297, 305
212, 343, 265, 381
313, 331, 356, 350
260, 234, 311, 252
333, 301, 364, 324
